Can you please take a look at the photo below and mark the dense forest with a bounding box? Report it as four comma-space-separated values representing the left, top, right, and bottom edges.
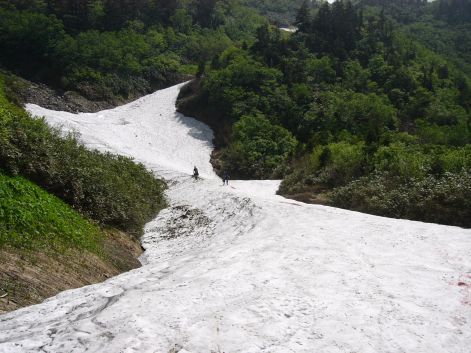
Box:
0, 0, 266, 103
241, 0, 309, 26
178, 0, 471, 227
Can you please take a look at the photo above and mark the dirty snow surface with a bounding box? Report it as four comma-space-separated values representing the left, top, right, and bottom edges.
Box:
1, 83, 470, 353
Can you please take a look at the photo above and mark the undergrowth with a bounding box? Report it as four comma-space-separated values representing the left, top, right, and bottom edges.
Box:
0, 75, 166, 237
330, 171, 471, 228
0, 172, 102, 252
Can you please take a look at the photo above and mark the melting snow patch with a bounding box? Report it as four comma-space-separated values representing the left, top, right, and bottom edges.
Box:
0, 83, 469, 353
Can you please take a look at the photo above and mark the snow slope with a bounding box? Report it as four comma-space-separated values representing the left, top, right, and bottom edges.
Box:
0, 83, 470, 353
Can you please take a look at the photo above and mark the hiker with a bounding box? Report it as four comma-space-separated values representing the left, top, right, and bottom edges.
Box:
193, 166, 199, 180
222, 171, 229, 186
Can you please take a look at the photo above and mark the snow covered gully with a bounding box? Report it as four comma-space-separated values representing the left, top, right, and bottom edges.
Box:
0, 83, 470, 353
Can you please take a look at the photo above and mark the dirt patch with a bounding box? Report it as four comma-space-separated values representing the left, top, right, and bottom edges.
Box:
3, 74, 113, 113
4, 72, 193, 113
279, 190, 331, 205
0, 228, 142, 314
152, 205, 213, 240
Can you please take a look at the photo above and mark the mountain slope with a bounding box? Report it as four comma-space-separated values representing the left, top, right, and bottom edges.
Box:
0, 83, 470, 352
0, 74, 163, 313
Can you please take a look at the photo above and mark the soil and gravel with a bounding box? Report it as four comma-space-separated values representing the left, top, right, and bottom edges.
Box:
0, 228, 142, 314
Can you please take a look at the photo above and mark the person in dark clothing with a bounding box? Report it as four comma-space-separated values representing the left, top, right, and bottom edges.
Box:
193, 166, 199, 180
222, 171, 229, 186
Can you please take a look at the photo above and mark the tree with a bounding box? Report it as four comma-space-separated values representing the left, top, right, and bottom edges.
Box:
146, 0, 179, 25
223, 114, 297, 178
295, 0, 311, 33
195, 0, 220, 28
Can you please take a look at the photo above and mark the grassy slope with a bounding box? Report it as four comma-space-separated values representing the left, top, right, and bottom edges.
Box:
0, 170, 145, 313
0, 173, 102, 252
0, 171, 144, 314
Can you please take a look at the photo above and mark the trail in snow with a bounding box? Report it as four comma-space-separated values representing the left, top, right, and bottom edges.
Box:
0, 83, 470, 353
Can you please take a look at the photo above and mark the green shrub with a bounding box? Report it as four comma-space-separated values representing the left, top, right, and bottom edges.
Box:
279, 141, 365, 194
373, 142, 433, 180
0, 78, 165, 236
222, 114, 297, 178
330, 171, 471, 228
313, 142, 366, 187
0, 172, 102, 252
330, 173, 414, 218
438, 145, 471, 173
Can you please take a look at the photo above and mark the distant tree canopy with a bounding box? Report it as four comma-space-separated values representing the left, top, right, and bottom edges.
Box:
0, 0, 228, 32
0, 0, 266, 101
436, 0, 471, 24
241, 0, 311, 26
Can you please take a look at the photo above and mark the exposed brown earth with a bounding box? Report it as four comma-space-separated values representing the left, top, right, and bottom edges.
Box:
0, 228, 142, 314
280, 192, 330, 205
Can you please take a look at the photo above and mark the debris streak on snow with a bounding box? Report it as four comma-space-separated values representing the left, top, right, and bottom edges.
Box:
0, 83, 470, 353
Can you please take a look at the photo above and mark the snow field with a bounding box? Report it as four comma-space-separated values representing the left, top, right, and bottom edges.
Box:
0, 83, 469, 353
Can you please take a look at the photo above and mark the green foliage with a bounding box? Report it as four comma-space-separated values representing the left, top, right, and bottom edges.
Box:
302, 90, 398, 144
0, 172, 102, 252
403, 21, 471, 77
222, 114, 297, 178
438, 145, 471, 173
315, 142, 366, 187
436, 0, 471, 25
0, 8, 65, 80
53, 28, 185, 98
0, 1, 266, 101
182, 1, 471, 227
279, 141, 365, 194
204, 49, 292, 123
0, 78, 165, 235
330, 171, 471, 228
306, 56, 337, 84
374, 143, 433, 179
242, 0, 309, 27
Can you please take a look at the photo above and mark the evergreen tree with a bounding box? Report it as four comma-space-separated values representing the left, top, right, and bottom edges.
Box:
195, 0, 220, 28
295, 0, 311, 33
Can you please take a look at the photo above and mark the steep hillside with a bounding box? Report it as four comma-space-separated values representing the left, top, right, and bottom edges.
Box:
0, 72, 165, 311
177, 0, 471, 227
0, 0, 266, 107
0, 170, 143, 313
